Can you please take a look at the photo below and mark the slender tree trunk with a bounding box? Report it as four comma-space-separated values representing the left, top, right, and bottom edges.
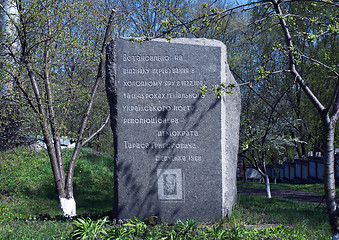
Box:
265, 175, 271, 198
63, 9, 116, 216
15, 0, 68, 212
97, 133, 101, 152
323, 118, 339, 238
243, 158, 247, 183
25, 64, 66, 198
263, 158, 271, 198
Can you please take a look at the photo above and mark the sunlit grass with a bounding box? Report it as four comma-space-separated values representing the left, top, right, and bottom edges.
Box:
0, 148, 333, 239
0, 147, 114, 220
66, 198, 330, 240
237, 180, 335, 195
0, 219, 72, 240
238, 194, 329, 237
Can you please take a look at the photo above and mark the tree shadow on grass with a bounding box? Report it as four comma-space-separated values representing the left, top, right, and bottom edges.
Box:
238, 194, 329, 229
18, 149, 115, 218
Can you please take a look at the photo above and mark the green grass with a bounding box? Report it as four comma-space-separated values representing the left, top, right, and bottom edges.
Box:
237, 194, 330, 238
237, 181, 333, 195
69, 216, 320, 240
0, 219, 72, 240
67, 199, 330, 239
0, 147, 333, 239
0, 147, 114, 220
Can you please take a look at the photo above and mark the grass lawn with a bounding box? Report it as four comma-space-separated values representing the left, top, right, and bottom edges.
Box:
0, 147, 113, 239
0, 147, 114, 219
236, 194, 330, 238
237, 180, 335, 195
0, 147, 333, 239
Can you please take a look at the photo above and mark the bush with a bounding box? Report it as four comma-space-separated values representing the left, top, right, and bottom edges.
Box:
69, 217, 306, 240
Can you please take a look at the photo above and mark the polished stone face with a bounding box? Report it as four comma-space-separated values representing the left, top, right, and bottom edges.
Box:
106, 38, 241, 223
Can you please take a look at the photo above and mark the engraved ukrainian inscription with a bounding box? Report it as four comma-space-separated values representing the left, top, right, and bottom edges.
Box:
106, 38, 240, 223
119, 45, 206, 167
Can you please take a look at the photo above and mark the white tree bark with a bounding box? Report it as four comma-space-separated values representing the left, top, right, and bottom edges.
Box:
265, 175, 271, 199
59, 196, 76, 218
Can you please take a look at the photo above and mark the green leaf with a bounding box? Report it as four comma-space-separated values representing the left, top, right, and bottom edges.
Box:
199, 85, 207, 96
201, 3, 208, 8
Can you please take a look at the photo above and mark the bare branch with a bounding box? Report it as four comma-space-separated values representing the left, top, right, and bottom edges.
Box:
81, 114, 110, 147
271, 0, 326, 115
65, 8, 117, 197
14, 75, 39, 115
331, 81, 339, 123
42, 2, 65, 186
297, 49, 339, 77
282, 0, 339, 7
231, 69, 322, 152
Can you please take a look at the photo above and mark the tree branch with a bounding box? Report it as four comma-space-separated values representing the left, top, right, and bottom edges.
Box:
14, 75, 39, 114
42, 2, 65, 186
81, 114, 110, 147
297, 49, 339, 77
65, 8, 117, 197
271, 0, 326, 115
331, 82, 339, 123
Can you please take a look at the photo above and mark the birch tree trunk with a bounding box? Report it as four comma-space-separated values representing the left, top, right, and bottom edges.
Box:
323, 113, 339, 238
265, 175, 272, 199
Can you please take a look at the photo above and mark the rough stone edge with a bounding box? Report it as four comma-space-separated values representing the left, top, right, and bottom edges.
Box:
220, 43, 227, 217
119, 37, 227, 51
105, 39, 119, 218
222, 71, 241, 217
220, 44, 241, 218
150, 38, 226, 48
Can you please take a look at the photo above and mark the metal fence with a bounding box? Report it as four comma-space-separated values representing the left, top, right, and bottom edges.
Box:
237, 153, 339, 183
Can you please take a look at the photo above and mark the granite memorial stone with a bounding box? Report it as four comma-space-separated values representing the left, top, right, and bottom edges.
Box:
106, 38, 241, 223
